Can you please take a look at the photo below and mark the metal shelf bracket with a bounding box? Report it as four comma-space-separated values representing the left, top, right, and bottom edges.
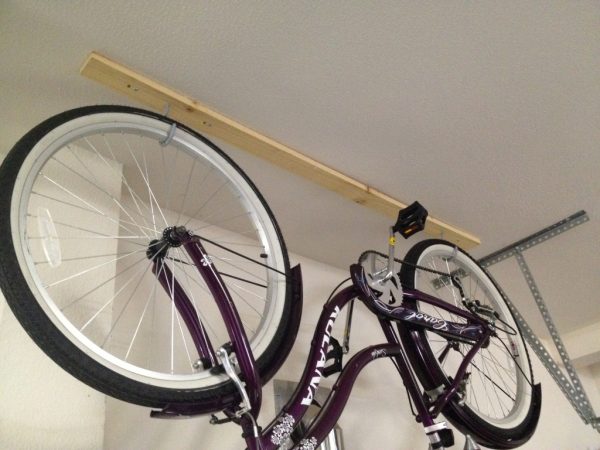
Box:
478, 211, 599, 433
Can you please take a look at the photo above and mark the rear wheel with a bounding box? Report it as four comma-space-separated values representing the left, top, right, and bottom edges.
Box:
0, 106, 293, 408
398, 240, 540, 448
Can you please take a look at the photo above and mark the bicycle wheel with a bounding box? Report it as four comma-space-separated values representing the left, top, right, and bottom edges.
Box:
398, 240, 540, 449
0, 105, 293, 408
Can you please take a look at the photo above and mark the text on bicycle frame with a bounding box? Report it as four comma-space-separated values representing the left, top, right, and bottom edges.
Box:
301, 306, 340, 406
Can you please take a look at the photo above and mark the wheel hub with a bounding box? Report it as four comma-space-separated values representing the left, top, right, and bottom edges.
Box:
146, 226, 191, 260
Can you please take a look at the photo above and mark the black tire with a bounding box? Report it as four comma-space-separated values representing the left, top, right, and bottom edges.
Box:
0, 105, 296, 410
398, 239, 541, 449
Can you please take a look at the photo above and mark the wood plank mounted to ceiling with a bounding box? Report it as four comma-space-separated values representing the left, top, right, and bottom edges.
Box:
80, 51, 480, 249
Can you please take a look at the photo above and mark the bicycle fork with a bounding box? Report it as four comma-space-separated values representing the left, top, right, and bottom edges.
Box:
149, 226, 263, 417
377, 319, 455, 449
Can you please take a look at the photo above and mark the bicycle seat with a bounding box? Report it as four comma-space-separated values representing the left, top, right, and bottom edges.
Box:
393, 201, 428, 238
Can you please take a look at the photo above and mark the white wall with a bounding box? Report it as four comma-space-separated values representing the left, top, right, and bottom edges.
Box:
524, 351, 600, 450
0, 293, 106, 449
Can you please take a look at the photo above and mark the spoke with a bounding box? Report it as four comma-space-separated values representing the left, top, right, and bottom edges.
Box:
142, 150, 169, 229
28, 214, 145, 239
422, 259, 461, 324
165, 256, 269, 289
480, 352, 510, 417
155, 252, 197, 373
87, 134, 154, 217
41, 173, 121, 224
200, 235, 285, 277
35, 178, 152, 240
481, 347, 518, 379
123, 186, 159, 237
481, 350, 517, 398
61, 255, 149, 311
174, 307, 194, 372
176, 162, 214, 224
219, 272, 268, 289
159, 136, 169, 217
45, 248, 144, 288
28, 235, 148, 241
443, 258, 461, 308
151, 251, 181, 373
468, 377, 482, 413
190, 211, 252, 234
169, 257, 176, 373
469, 352, 516, 403
204, 227, 260, 242
51, 155, 152, 239
80, 260, 152, 332
474, 352, 498, 418
473, 277, 481, 302
183, 179, 230, 228
176, 250, 254, 333
35, 250, 145, 265
431, 259, 453, 299
163, 137, 179, 212
123, 137, 168, 229
208, 240, 263, 249
125, 270, 160, 360
228, 282, 263, 317
174, 248, 220, 343
186, 191, 247, 230
209, 254, 267, 284
27, 194, 155, 239
100, 259, 155, 348
175, 157, 197, 226
436, 341, 454, 364
148, 259, 160, 368
81, 136, 157, 234
496, 336, 532, 385
32, 191, 101, 215
77, 243, 167, 330
97, 135, 158, 235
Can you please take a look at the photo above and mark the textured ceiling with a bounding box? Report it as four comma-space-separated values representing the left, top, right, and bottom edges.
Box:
1, 2, 599, 337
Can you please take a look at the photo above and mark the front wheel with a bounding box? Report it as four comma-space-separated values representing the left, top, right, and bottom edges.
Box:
398, 240, 541, 449
0, 106, 295, 409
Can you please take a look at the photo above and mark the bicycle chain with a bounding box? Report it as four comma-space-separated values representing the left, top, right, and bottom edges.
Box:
359, 249, 519, 336
358, 249, 453, 278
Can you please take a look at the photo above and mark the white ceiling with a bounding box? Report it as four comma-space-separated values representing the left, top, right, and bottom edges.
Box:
1, 2, 599, 338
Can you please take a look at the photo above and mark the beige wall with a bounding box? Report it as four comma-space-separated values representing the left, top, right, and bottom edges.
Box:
0, 299, 106, 449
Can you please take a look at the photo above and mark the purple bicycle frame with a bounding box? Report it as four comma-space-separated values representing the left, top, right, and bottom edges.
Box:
243, 264, 490, 449
152, 233, 493, 449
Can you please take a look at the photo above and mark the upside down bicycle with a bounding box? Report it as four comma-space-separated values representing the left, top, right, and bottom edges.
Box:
0, 106, 541, 449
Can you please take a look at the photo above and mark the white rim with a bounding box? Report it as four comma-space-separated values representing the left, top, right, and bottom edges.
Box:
11, 111, 288, 390
414, 243, 532, 429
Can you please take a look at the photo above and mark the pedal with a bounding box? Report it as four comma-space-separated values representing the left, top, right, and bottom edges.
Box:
425, 423, 454, 449
438, 429, 454, 447
322, 337, 344, 377
393, 201, 428, 239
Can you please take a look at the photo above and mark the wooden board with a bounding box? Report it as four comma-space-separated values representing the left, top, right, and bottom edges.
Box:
81, 51, 480, 249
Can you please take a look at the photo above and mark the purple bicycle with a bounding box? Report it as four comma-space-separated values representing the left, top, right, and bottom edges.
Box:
0, 106, 540, 449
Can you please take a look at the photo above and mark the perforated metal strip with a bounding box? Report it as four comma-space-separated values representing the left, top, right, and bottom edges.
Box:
479, 211, 599, 432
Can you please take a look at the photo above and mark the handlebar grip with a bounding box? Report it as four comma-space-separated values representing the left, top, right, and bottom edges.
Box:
392, 201, 428, 239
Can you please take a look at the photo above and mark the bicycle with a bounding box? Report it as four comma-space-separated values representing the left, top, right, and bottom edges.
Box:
0, 106, 541, 449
